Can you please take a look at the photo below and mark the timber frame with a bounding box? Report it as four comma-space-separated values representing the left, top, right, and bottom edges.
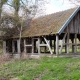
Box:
3, 7, 80, 57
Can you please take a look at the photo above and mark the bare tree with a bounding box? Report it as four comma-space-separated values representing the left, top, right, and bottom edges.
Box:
1, 0, 46, 57
1, 0, 47, 37
0, 0, 8, 35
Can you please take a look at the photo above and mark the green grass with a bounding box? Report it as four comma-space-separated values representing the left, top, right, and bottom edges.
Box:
0, 57, 80, 80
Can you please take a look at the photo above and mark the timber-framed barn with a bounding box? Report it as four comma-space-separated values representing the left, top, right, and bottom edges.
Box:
3, 7, 80, 57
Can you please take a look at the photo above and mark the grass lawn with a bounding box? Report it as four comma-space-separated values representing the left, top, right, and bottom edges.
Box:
0, 57, 80, 80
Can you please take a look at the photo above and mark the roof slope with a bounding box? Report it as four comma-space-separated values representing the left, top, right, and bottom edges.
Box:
19, 7, 78, 38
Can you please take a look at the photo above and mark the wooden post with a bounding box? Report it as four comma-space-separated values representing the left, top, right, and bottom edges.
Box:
17, 39, 21, 54
44, 37, 53, 54
38, 38, 40, 54
34, 40, 36, 53
32, 38, 34, 54
24, 39, 26, 53
56, 34, 59, 55
3, 41, 6, 54
66, 33, 69, 54
54, 40, 56, 54
65, 39, 67, 53
71, 38, 74, 53
74, 33, 77, 53
59, 33, 67, 54
12, 40, 15, 53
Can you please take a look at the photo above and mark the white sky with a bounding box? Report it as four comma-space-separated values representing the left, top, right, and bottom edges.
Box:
45, 0, 76, 14
2, 0, 78, 17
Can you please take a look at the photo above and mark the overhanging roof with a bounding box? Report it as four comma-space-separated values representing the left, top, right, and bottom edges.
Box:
13, 7, 78, 38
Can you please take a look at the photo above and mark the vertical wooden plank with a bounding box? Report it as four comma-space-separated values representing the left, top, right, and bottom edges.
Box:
74, 33, 77, 53
56, 34, 59, 55
71, 39, 74, 53
73, 17, 76, 33
66, 33, 69, 54
17, 39, 21, 54
65, 39, 67, 53
78, 13, 80, 34
54, 40, 56, 54
69, 20, 74, 33
3, 41, 6, 54
75, 15, 78, 33
78, 12, 80, 33
24, 39, 26, 53
71, 20, 74, 33
67, 33, 69, 54
76, 14, 79, 33
32, 38, 34, 54
38, 38, 40, 54
12, 40, 15, 53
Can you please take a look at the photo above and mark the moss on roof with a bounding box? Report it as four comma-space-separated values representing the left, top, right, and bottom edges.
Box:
13, 7, 77, 38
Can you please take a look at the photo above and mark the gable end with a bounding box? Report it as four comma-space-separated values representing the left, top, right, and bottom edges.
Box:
58, 7, 80, 35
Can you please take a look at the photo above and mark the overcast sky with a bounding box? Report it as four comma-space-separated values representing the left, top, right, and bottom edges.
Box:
45, 0, 76, 14
2, 0, 77, 17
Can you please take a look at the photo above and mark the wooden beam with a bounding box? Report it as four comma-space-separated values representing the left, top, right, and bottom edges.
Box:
3, 41, 6, 54
54, 40, 56, 54
59, 43, 80, 46
17, 39, 21, 54
38, 38, 40, 54
56, 34, 59, 55
44, 37, 53, 54
25, 45, 32, 47
71, 39, 74, 53
59, 33, 67, 54
65, 39, 67, 53
32, 38, 34, 54
66, 33, 69, 54
39, 44, 47, 47
74, 33, 77, 53
12, 40, 15, 53
24, 39, 26, 53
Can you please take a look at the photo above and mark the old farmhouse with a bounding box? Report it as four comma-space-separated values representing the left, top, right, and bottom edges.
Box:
3, 7, 80, 57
